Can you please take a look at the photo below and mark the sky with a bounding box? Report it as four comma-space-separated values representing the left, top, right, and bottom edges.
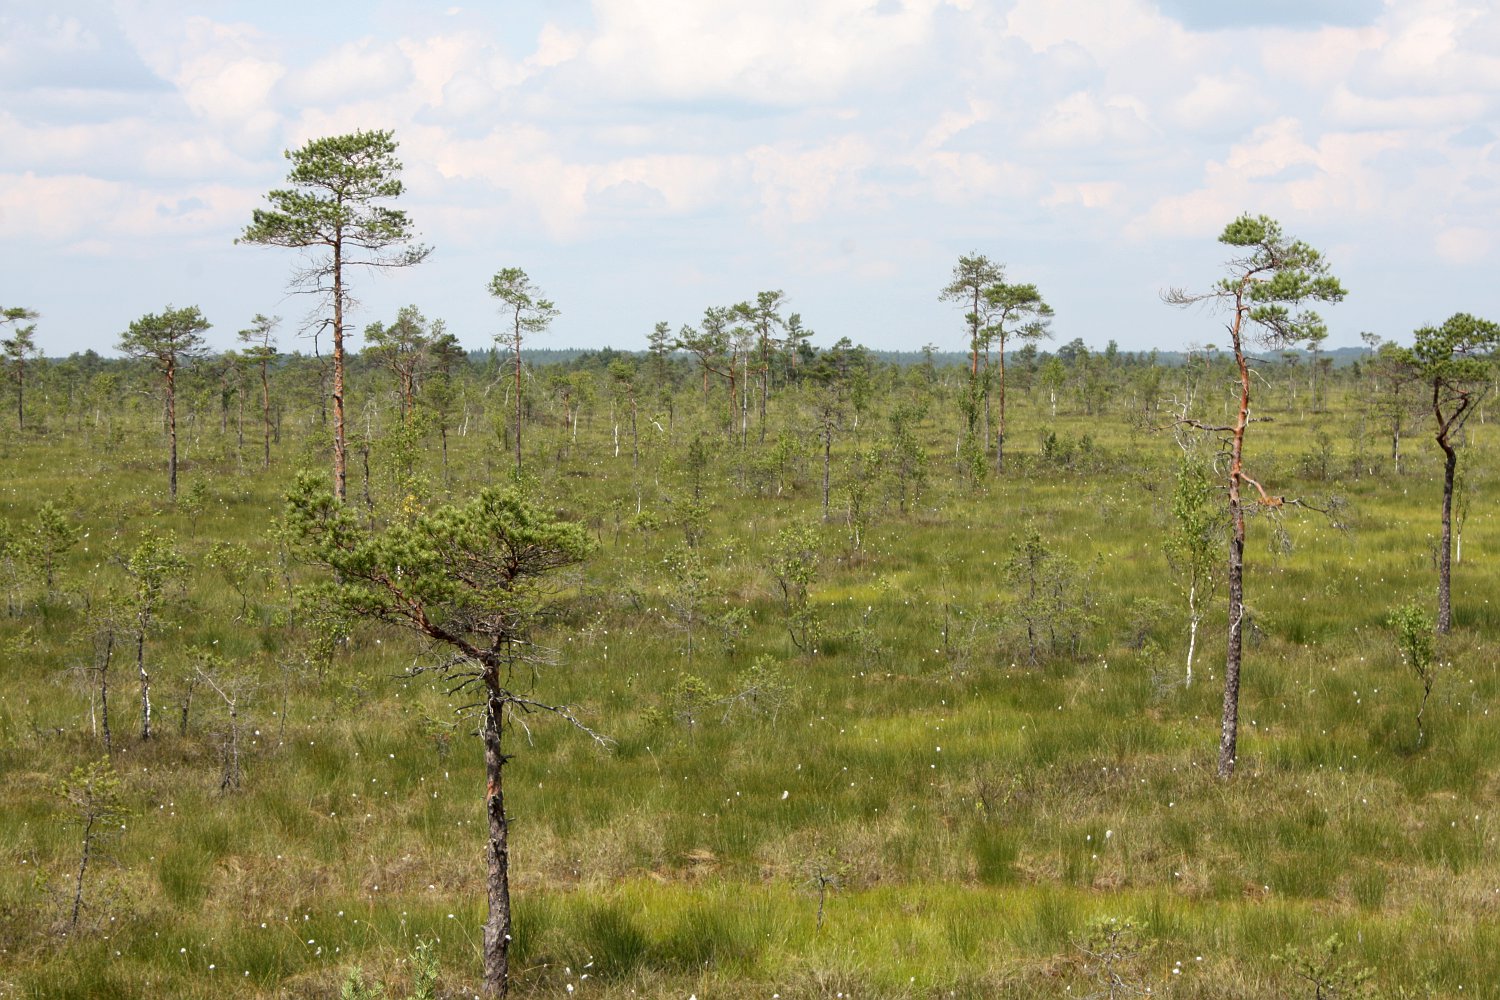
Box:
3, 0, 1499, 358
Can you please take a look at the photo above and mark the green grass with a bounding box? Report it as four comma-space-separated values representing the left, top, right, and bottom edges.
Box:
0, 362, 1497, 997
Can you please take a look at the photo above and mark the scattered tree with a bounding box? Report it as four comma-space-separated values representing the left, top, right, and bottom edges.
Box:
2, 306, 40, 430
122, 531, 188, 741
1387, 602, 1439, 748
1164, 214, 1345, 778
240, 129, 431, 500
238, 314, 280, 469
1165, 450, 1220, 687
59, 757, 128, 929
283, 476, 600, 998
488, 269, 558, 477
982, 279, 1053, 468
1400, 313, 1500, 632
118, 306, 210, 501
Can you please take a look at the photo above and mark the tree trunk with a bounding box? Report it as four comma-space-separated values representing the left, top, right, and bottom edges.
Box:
99, 631, 114, 755
821, 418, 832, 520
1220, 519, 1244, 778
995, 341, 1007, 471
332, 241, 348, 500
1219, 316, 1250, 780
71, 814, 94, 928
262, 363, 272, 469
481, 683, 512, 998
1438, 440, 1456, 633
136, 629, 152, 742
513, 326, 523, 478
166, 365, 179, 501
1185, 585, 1198, 688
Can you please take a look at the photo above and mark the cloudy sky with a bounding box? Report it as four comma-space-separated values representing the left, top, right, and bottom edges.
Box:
3, 0, 1499, 357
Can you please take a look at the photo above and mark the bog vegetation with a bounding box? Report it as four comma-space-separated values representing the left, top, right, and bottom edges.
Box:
2, 215, 1499, 998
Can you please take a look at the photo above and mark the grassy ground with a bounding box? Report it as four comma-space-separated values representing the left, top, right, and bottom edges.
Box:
0, 363, 1496, 998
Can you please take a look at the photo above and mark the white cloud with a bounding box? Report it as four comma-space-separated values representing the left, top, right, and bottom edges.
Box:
583, 0, 946, 104
1043, 180, 1124, 209
0, 171, 253, 245
748, 136, 879, 226
1434, 225, 1492, 263
1026, 90, 1156, 148
1169, 73, 1273, 131
1006, 0, 1179, 56
283, 37, 411, 107
1134, 118, 1406, 238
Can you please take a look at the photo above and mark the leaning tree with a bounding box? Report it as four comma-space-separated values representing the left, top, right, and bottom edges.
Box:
1402, 313, 1500, 632
283, 477, 599, 997
1164, 214, 1345, 778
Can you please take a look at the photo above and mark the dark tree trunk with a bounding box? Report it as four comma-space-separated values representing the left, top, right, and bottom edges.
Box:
261, 364, 273, 469
821, 417, 832, 520
1220, 509, 1245, 778
1438, 440, 1456, 633
166, 366, 179, 501
1219, 312, 1251, 780
482, 682, 512, 998
513, 328, 523, 478
995, 340, 1007, 470
332, 241, 348, 500
99, 630, 114, 755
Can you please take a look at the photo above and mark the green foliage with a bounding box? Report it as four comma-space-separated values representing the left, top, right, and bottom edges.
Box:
1074, 915, 1152, 1000
239, 130, 429, 270
1167, 453, 1220, 590
722, 656, 795, 724
58, 757, 128, 830
125, 531, 188, 619
116, 305, 210, 371
668, 673, 713, 730
340, 938, 440, 1000
1002, 526, 1099, 664
205, 539, 257, 616
15, 500, 79, 597
1275, 934, 1376, 999
1387, 601, 1439, 747
283, 474, 592, 661
1215, 214, 1347, 347
769, 521, 821, 654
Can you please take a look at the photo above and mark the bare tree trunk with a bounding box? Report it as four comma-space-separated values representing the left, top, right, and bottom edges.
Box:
71, 813, 94, 928
166, 366, 179, 501
261, 363, 272, 469
1185, 585, 1198, 688
136, 629, 151, 742
99, 630, 114, 755
332, 244, 348, 500
513, 327, 523, 478
482, 683, 512, 998
1438, 441, 1456, 633
821, 418, 832, 521
1219, 324, 1250, 780
995, 343, 1007, 470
